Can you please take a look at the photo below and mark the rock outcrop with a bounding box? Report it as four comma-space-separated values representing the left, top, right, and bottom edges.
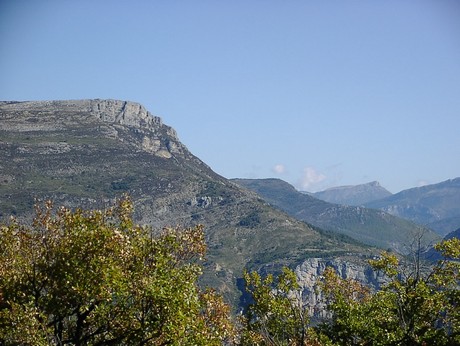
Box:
0, 99, 186, 159
294, 257, 385, 318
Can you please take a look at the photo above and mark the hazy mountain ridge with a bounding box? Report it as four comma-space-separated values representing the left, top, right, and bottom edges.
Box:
0, 99, 376, 307
233, 178, 439, 252
424, 227, 460, 262
312, 181, 393, 206
365, 178, 460, 236
445, 227, 460, 240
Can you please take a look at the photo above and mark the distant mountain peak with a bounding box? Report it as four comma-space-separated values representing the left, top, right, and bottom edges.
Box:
321, 181, 381, 192
313, 181, 392, 206
233, 178, 439, 252
365, 177, 460, 236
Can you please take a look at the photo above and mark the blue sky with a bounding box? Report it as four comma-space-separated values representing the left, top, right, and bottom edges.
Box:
1, 1, 459, 193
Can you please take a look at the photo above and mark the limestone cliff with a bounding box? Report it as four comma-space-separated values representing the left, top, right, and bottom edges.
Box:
294, 257, 385, 318
0, 99, 186, 159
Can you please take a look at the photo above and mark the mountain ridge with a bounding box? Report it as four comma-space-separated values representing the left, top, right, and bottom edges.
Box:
0, 99, 377, 307
365, 178, 460, 236
233, 178, 439, 252
312, 181, 393, 206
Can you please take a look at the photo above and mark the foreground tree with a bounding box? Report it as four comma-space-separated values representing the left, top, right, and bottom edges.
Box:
320, 238, 460, 345
240, 238, 459, 346
240, 267, 323, 346
0, 197, 234, 345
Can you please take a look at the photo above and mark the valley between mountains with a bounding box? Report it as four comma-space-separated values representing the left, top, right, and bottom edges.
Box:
1, 99, 457, 310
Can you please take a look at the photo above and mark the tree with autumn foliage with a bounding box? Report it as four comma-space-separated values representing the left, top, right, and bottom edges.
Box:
319, 238, 460, 345
0, 196, 235, 345
1, 195, 459, 346
239, 237, 460, 346
240, 267, 324, 346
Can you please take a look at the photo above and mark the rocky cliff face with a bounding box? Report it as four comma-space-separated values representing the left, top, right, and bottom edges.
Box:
2, 99, 161, 128
294, 257, 384, 318
0, 99, 186, 159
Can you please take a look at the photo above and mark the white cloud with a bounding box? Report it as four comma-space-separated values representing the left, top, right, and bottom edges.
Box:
298, 167, 326, 191
417, 180, 429, 187
272, 164, 286, 175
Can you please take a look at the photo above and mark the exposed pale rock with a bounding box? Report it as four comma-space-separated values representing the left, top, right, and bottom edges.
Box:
0, 99, 186, 159
294, 257, 384, 318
